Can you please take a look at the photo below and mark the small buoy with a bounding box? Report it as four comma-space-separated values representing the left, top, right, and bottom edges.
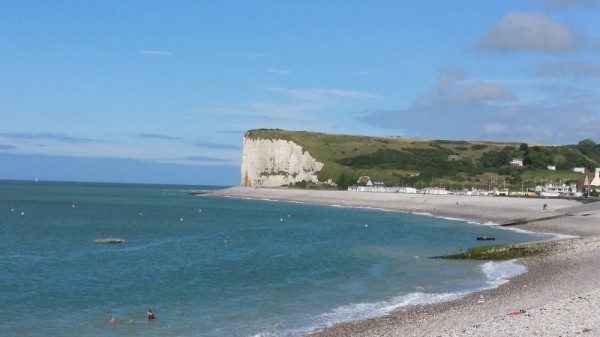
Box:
287, 214, 290, 217
72, 204, 75, 208
139, 213, 142, 216
199, 209, 202, 213
364, 224, 368, 228
11, 208, 14, 212
280, 218, 283, 221
21, 211, 25, 215
180, 218, 184, 221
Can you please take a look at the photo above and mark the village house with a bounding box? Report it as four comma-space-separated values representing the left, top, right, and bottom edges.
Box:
366, 179, 385, 187
510, 158, 524, 166
578, 168, 600, 193
535, 182, 579, 197
592, 168, 600, 188
573, 167, 586, 174
494, 188, 509, 196
547, 165, 556, 171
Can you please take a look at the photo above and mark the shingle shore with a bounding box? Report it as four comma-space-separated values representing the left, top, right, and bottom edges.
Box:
211, 187, 600, 336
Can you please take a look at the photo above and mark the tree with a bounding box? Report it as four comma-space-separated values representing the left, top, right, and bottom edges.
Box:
519, 143, 529, 154
578, 139, 596, 147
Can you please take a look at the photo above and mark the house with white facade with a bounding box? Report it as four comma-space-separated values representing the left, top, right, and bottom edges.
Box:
535, 182, 578, 197
573, 167, 586, 174
585, 168, 600, 192
366, 179, 385, 187
510, 158, 524, 166
547, 165, 556, 171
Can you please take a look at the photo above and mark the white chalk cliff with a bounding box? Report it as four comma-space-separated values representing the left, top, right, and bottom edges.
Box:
240, 136, 324, 187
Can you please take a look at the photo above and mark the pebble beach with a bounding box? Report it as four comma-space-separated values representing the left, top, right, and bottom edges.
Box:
212, 187, 600, 336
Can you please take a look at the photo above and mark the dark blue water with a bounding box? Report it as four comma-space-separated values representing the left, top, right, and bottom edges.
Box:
0, 181, 550, 336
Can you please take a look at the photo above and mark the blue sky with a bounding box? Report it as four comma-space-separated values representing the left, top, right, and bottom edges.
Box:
1, 0, 599, 185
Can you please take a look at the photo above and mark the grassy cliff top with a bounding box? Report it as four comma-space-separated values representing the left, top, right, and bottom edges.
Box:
245, 129, 600, 190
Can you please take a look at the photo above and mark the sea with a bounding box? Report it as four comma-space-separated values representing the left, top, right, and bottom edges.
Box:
0, 180, 552, 337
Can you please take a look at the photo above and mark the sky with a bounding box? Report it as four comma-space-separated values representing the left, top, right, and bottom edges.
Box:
1, 0, 599, 185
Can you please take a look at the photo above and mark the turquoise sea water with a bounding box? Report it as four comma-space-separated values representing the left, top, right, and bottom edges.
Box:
0, 181, 551, 337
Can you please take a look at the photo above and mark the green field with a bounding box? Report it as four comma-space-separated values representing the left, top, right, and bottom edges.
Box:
245, 129, 600, 191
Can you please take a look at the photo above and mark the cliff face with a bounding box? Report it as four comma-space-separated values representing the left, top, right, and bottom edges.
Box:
240, 136, 324, 187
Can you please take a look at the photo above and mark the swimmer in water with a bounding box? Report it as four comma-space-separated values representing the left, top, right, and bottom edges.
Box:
109, 315, 116, 324
146, 309, 156, 320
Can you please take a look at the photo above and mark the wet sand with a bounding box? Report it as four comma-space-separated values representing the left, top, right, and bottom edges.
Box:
211, 187, 600, 336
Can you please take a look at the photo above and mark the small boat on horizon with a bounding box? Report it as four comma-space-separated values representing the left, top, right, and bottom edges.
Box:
476, 235, 495, 241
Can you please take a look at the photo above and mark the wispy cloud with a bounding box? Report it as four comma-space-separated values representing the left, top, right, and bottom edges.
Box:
267, 68, 290, 75
235, 51, 268, 59
0, 132, 96, 144
359, 65, 600, 143
534, 61, 600, 78
353, 70, 379, 76
217, 129, 246, 135
139, 50, 173, 56
269, 87, 381, 102
476, 12, 578, 53
193, 142, 240, 150
0, 144, 16, 151
133, 133, 180, 140
545, 0, 600, 7
179, 156, 232, 162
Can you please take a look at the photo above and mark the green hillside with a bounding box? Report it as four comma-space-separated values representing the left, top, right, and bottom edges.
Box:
245, 129, 600, 191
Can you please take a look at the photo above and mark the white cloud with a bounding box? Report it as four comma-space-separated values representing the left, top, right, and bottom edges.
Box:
477, 12, 577, 52
414, 66, 515, 107
545, 0, 600, 7
269, 87, 380, 102
133, 133, 179, 140
534, 61, 600, 78
267, 69, 290, 75
455, 82, 517, 105
139, 50, 173, 56
484, 123, 508, 135
248, 102, 311, 119
356, 65, 600, 143
235, 51, 268, 59
0, 132, 96, 144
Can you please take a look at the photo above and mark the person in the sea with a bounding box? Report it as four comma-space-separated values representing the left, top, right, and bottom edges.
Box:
109, 315, 116, 324
146, 309, 156, 320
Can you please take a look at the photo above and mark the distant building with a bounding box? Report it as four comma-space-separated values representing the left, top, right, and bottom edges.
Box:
547, 165, 556, 171
494, 188, 509, 196
423, 187, 449, 195
579, 168, 600, 193
448, 155, 461, 161
573, 167, 586, 173
535, 182, 577, 197
366, 179, 385, 187
593, 168, 600, 187
510, 158, 524, 167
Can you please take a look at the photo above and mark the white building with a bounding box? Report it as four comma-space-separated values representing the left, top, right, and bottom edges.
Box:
535, 182, 577, 197
547, 165, 556, 171
510, 158, 524, 166
366, 179, 385, 187
573, 167, 586, 174
592, 168, 600, 186
423, 187, 449, 195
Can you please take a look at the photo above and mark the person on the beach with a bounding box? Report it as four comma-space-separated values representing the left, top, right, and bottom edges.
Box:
146, 309, 156, 320
109, 315, 116, 324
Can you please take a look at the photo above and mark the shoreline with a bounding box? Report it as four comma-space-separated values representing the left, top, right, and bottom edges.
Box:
210, 187, 600, 336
